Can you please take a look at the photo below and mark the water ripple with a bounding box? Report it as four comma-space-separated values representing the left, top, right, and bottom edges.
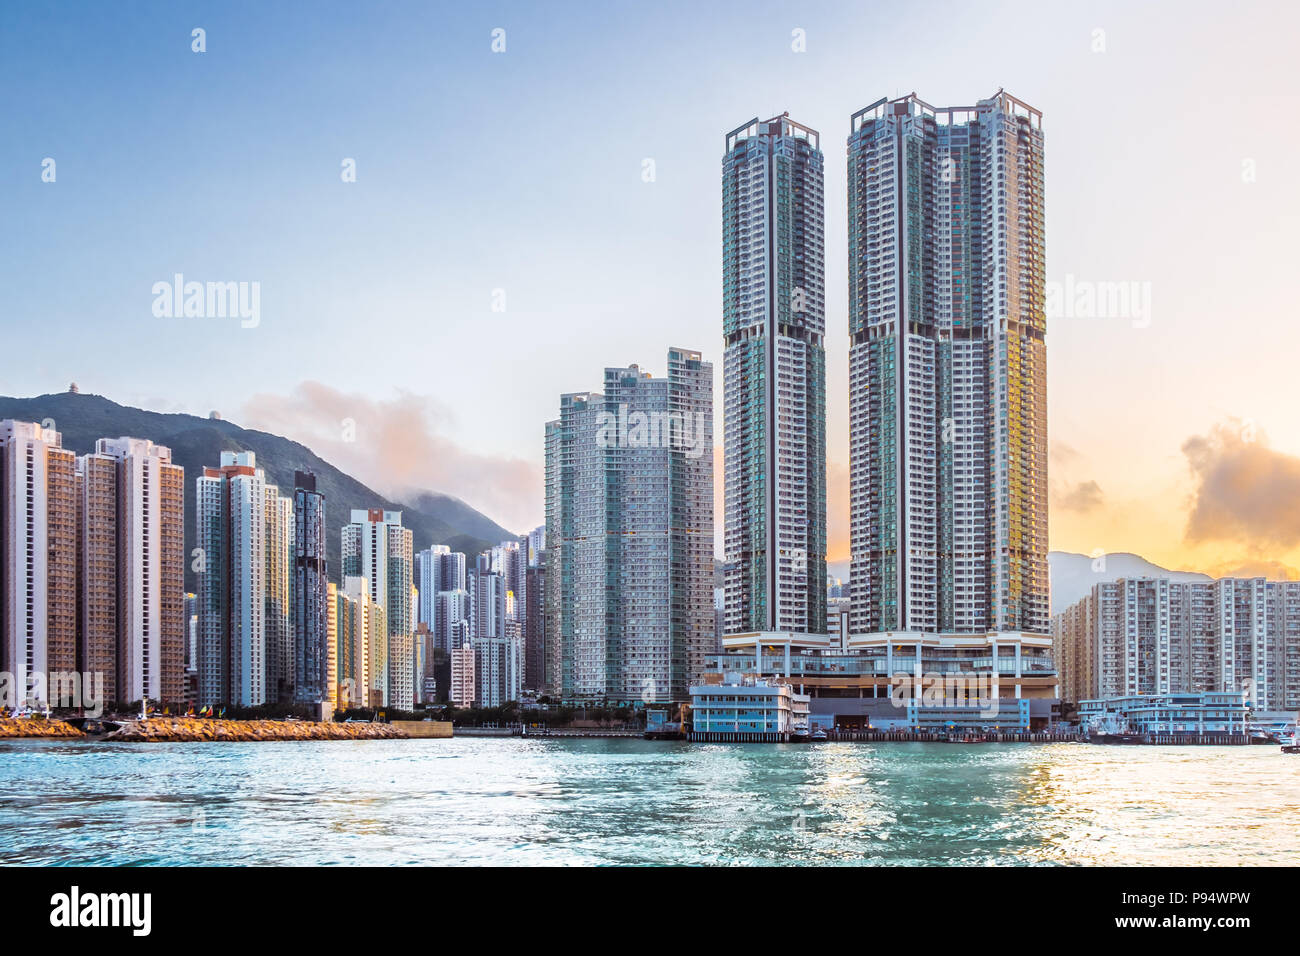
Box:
0, 738, 1295, 865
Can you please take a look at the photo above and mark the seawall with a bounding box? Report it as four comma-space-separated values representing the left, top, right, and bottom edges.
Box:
389, 720, 453, 738
103, 718, 410, 742
0, 718, 85, 739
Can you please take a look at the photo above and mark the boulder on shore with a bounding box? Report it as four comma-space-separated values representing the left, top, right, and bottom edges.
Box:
101, 717, 409, 743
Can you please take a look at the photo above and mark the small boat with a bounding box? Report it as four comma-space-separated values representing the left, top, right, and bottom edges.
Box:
810, 729, 828, 741
1087, 732, 1149, 745
1084, 715, 1148, 745
1282, 743, 1300, 754
63, 716, 122, 735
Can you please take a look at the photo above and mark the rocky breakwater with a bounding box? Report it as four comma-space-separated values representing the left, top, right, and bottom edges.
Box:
103, 718, 409, 742
0, 717, 85, 739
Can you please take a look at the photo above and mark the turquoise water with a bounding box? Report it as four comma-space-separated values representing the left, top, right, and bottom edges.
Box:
1, 738, 1296, 865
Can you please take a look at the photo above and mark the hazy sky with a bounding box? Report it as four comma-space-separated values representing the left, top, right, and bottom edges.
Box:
4, 0, 1299, 577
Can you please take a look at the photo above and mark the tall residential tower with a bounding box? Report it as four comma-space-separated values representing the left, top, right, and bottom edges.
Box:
292, 472, 329, 705
721, 114, 827, 637
0, 420, 76, 704
545, 348, 714, 702
196, 451, 294, 707
342, 509, 414, 710
78, 436, 185, 705
847, 91, 1047, 637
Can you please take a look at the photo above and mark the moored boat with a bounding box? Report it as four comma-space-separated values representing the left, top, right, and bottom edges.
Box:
1084, 715, 1149, 744
1086, 731, 1150, 744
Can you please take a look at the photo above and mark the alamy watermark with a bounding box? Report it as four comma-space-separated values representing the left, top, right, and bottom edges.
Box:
890, 671, 1002, 718
152, 274, 260, 328
2, 670, 105, 717
595, 403, 708, 459
1046, 274, 1151, 328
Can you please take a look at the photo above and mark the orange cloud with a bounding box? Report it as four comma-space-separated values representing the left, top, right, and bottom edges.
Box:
1204, 558, 1300, 581
1183, 420, 1300, 549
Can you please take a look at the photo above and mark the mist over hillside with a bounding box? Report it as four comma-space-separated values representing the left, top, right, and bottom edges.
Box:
0, 391, 518, 589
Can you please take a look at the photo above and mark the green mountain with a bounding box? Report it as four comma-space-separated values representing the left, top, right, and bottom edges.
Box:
0, 391, 516, 589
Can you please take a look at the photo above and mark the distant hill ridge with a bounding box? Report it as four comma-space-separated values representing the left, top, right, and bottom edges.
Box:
0, 392, 517, 590
828, 551, 1215, 617
1046, 550, 1212, 615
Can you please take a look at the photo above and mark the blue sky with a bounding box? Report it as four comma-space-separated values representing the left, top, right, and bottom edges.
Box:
4, 0, 1300, 573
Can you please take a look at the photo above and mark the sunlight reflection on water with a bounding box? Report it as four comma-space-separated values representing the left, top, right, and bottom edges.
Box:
0, 738, 1295, 865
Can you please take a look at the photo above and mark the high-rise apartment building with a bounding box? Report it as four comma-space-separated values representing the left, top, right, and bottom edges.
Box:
524, 526, 545, 566
545, 348, 714, 702
473, 631, 521, 708
416, 545, 466, 631
2, 422, 185, 709
77, 437, 185, 705
196, 452, 260, 707
336, 574, 383, 709
184, 593, 198, 671
521, 524, 546, 692
415, 545, 471, 701
468, 555, 507, 706
489, 540, 524, 609
436, 588, 471, 655
342, 509, 414, 710
847, 91, 1047, 637
196, 451, 292, 707
469, 554, 504, 642
414, 621, 437, 703
524, 558, 545, 692
325, 581, 339, 712
77, 449, 118, 702
0, 420, 77, 706
450, 643, 475, 708
1055, 576, 1300, 711
264, 485, 294, 703
721, 114, 827, 637
292, 472, 330, 704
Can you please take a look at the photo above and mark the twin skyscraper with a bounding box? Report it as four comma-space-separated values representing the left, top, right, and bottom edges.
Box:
722, 91, 1048, 643
544, 90, 1048, 707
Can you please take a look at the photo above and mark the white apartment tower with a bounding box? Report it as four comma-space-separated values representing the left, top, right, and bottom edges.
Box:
0, 420, 76, 706
721, 114, 827, 637
847, 91, 1047, 637
1054, 576, 1300, 710
196, 451, 291, 707
342, 509, 414, 710
79, 437, 186, 705
416, 545, 466, 630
